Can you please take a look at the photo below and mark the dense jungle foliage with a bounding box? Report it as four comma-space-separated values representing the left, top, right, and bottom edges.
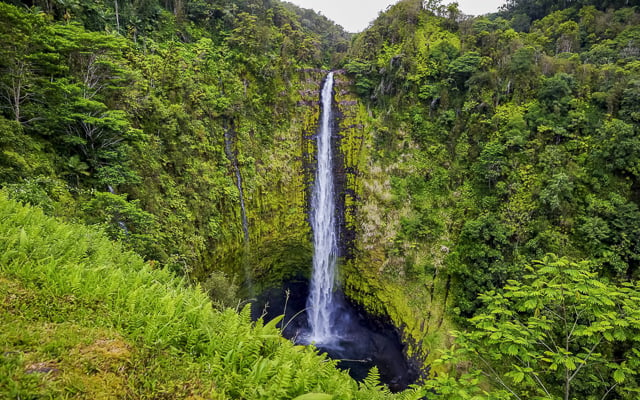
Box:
0, 0, 350, 286
344, 0, 640, 397
3, 0, 640, 398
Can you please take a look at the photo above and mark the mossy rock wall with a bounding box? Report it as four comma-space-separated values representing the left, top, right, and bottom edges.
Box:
213, 68, 453, 371
333, 72, 453, 369
209, 69, 328, 294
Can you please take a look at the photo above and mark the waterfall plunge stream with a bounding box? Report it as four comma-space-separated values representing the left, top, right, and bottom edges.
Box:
307, 71, 338, 344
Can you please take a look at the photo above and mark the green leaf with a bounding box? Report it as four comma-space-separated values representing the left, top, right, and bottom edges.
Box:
512, 371, 525, 383
613, 368, 625, 384
565, 357, 576, 371
264, 314, 284, 330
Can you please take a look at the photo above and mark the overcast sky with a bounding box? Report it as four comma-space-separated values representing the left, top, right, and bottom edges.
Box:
286, 0, 506, 32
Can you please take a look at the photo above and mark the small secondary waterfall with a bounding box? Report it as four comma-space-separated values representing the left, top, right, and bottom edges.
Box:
307, 72, 338, 343
107, 185, 129, 233
224, 128, 249, 244
223, 125, 252, 294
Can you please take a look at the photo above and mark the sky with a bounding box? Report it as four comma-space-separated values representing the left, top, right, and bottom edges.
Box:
286, 0, 506, 33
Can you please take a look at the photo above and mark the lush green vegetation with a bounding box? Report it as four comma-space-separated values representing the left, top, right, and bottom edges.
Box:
3, 0, 640, 397
341, 0, 640, 397
0, 194, 426, 399
345, 0, 640, 316
424, 256, 640, 398
0, 0, 351, 287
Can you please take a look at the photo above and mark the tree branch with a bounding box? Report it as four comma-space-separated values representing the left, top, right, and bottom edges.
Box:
568, 336, 603, 383
527, 361, 552, 398
567, 306, 586, 343
477, 355, 524, 400
601, 383, 618, 400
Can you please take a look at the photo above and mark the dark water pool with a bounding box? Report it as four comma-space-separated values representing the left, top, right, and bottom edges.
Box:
252, 281, 421, 392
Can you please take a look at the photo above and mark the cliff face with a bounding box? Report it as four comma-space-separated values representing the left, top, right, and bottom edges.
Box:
246, 70, 442, 370
213, 69, 326, 293
220, 69, 439, 369
332, 73, 450, 367
220, 69, 363, 294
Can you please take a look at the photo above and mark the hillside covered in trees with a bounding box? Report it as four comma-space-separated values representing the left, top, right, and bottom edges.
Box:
344, 0, 640, 397
3, 0, 640, 398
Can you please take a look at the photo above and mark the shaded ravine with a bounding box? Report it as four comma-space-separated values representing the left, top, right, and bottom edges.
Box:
251, 71, 420, 392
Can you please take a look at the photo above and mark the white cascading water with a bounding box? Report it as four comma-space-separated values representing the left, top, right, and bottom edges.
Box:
307, 72, 338, 343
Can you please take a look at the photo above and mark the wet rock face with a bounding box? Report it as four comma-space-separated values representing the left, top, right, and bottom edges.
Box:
330, 82, 351, 260
252, 281, 420, 392
299, 70, 362, 262
332, 72, 362, 260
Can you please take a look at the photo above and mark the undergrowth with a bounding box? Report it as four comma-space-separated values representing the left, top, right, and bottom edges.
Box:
0, 194, 423, 399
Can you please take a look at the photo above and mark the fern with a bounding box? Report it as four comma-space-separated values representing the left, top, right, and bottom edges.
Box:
0, 195, 419, 399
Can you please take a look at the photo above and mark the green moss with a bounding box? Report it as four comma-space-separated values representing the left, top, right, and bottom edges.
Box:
333, 72, 454, 370
206, 70, 326, 294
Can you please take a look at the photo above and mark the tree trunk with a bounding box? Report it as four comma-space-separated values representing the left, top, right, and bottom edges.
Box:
115, 0, 120, 33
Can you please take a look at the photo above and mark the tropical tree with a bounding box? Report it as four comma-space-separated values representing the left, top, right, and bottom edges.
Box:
430, 255, 640, 399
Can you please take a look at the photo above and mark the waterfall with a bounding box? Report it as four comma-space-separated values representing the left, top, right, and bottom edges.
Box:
307, 72, 339, 343
107, 185, 129, 233
224, 128, 250, 244
223, 125, 252, 294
